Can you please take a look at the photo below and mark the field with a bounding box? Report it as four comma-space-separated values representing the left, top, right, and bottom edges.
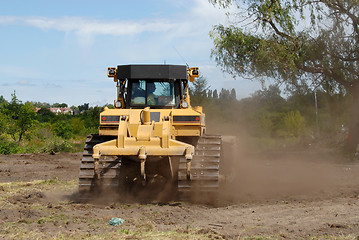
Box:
1, 150, 359, 239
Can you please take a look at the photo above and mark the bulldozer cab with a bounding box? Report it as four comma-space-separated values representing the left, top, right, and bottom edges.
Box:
129, 80, 179, 108
108, 64, 198, 110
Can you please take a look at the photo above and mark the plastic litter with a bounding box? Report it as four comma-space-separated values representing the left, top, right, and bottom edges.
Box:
109, 217, 125, 226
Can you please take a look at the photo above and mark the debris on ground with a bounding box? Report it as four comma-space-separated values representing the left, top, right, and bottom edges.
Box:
109, 217, 125, 226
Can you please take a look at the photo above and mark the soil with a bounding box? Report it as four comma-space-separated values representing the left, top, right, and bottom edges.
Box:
1, 150, 359, 239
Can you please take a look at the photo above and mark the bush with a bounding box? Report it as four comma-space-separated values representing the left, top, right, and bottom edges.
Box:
42, 137, 73, 153
34, 123, 55, 140
53, 121, 73, 139
283, 110, 306, 137
70, 118, 86, 135
0, 137, 20, 154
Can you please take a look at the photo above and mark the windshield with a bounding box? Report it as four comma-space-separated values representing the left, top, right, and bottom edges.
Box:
130, 80, 177, 107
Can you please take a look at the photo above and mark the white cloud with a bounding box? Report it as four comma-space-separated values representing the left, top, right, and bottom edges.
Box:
1, 14, 184, 47
0, 16, 17, 25
0, 0, 230, 41
0, 0, 261, 104
1, 16, 177, 36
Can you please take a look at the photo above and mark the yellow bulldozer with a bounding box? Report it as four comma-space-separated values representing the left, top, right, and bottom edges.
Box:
79, 64, 223, 200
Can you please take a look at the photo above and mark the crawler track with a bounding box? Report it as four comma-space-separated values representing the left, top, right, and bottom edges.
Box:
78, 134, 120, 193
79, 134, 222, 201
177, 135, 221, 198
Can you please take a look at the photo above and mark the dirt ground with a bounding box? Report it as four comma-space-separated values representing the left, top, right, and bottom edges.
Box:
1, 150, 359, 239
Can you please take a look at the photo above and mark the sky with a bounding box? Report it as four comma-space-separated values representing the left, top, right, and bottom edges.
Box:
0, 0, 261, 106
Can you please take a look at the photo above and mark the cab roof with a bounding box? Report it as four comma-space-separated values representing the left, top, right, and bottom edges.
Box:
117, 64, 187, 80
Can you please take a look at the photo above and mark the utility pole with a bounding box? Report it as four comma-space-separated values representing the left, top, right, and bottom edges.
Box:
314, 90, 320, 138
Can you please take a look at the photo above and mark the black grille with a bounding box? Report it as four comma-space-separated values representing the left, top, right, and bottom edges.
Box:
173, 116, 200, 123
101, 115, 120, 123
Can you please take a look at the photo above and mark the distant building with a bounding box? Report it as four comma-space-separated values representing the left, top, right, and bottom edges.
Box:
49, 107, 74, 115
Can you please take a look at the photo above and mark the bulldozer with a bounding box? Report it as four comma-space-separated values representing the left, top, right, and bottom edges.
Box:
79, 64, 223, 200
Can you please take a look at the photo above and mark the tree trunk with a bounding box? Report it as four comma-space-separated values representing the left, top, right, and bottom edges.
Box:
18, 132, 23, 143
348, 83, 359, 154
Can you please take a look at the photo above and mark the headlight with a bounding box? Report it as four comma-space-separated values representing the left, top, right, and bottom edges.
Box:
115, 101, 122, 108
107, 67, 116, 77
181, 101, 188, 108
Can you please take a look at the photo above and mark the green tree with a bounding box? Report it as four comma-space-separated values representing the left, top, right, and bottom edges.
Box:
52, 103, 68, 108
258, 111, 285, 137
250, 85, 286, 112
0, 111, 9, 134
284, 110, 306, 137
31, 101, 50, 108
105, 103, 114, 109
213, 89, 218, 99
70, 118, 86, 135
0, 96, 8, 133
81, 106, 102, 131
219, 88, 230, 101
230, 88, 237, 100
208, 89, 213, 99
6, 92, 38, 142
210, 0, 359, 150
37, 107, 56, 122
0, 96, 7, 105
79, 103, 89, 112
189, 75, 209, 106
54, 120, 73, 139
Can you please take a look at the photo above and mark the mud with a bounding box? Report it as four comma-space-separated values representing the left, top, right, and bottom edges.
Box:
1, 151, 359, 239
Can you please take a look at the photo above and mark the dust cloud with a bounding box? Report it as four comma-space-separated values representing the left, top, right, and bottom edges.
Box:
219, 136, 357, 203
72, 138, 357, 206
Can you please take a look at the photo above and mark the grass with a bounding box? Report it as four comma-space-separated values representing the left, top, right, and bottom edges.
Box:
0, 135, 86, 155
1, 221, 223, 240
0, 179, 77, 218
36, 213, 70, 225
0, 179, 76, 200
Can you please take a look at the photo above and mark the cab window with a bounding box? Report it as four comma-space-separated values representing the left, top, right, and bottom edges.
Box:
129, 80, 178, 107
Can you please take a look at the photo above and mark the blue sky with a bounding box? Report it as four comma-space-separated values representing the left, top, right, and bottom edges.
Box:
0, 0, 261, 106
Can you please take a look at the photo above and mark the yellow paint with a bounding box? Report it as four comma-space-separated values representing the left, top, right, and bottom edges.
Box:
96, 65, 203, 162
